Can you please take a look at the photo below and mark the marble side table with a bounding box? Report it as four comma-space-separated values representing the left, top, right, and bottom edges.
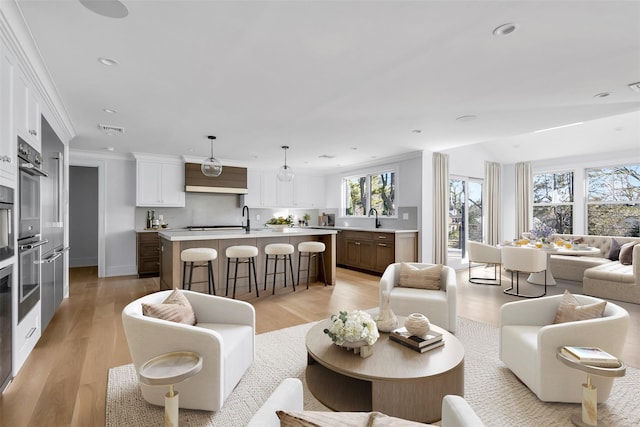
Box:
139, 351, 203, 427
556, 348, 626, 427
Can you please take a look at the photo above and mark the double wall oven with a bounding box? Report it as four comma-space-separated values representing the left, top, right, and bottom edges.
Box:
17, 137, 47, 322
0, 185, 13, 263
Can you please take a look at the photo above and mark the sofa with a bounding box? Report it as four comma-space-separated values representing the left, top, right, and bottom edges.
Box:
247, 378, 486, 427
541, 234, 639, 304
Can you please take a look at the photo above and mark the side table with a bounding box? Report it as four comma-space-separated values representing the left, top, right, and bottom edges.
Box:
139, 351, 203, 427
556, 348, 626, 427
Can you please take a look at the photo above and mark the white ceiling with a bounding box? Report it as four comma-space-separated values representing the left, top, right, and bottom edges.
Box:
16, 0, 640, 171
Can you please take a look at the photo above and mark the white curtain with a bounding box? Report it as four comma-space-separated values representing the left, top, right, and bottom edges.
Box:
433, 153, 449, 265
484, 161, 501, 246
515, 161, 532, 239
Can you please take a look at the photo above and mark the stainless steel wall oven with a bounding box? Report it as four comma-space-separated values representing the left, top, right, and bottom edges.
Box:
17, 137, 47, 322
0, 185, 13, 263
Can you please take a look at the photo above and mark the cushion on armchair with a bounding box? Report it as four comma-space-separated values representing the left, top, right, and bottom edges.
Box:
398, 263, 442, 290
619, 241, 640, 265
552, 290, 606, 324
141, 289, 197, 325
276, 410, 433, 427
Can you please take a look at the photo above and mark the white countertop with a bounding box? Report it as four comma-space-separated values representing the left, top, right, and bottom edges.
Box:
158, 227, 337, 241
312, 226, 418, 234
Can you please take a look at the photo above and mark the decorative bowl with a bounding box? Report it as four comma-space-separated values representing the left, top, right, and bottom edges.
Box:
266, 224, 289, 232
405, 313, 431, 338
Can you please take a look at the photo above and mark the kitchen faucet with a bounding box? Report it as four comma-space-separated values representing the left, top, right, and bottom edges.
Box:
242, 205, 250, 233
368, 208, 381, 229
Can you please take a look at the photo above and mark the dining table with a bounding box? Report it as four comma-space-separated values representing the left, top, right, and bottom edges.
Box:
499, 243, 600, 286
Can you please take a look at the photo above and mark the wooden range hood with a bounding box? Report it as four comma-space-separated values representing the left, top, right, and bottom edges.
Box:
184, 162, 248, 194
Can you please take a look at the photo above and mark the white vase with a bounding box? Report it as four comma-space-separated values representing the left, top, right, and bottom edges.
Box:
376, 291, 399, 333
405, 313, 430, 338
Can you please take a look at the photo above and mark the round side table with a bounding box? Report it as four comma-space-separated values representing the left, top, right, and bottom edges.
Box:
556, 348, 626, 427
139, 351, 203, 427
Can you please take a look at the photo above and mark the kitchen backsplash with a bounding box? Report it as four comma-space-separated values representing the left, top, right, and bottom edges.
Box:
135, 193, 418, 230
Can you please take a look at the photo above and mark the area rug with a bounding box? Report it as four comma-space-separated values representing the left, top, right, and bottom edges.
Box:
106, 318, 640, 426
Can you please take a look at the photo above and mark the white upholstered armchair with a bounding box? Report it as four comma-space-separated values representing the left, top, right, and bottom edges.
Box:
122, 290, 255, 411
468, 241, 501, 285
500, 294, 629, 403
380, 262, 457, 333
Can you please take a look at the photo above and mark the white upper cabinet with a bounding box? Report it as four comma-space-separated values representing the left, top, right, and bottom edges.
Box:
136, 157, 185, 207
0, 43, 16, 183
13, 67, 41, 151
246, 169, 325, 208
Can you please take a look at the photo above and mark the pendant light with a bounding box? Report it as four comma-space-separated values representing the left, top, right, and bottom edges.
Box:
201, 135, 223, 177
277, 145, 294, 182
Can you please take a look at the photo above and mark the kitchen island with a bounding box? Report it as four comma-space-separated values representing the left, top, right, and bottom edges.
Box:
158, 228, 337, 293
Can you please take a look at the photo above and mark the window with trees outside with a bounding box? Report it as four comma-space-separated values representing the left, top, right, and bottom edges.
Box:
343, 171, 396, 217
587, 164, 640, 237
448, 177, 483, 259
533, 171, 574, 234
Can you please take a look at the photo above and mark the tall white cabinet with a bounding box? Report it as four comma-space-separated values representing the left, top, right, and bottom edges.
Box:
0, 43, 16, 184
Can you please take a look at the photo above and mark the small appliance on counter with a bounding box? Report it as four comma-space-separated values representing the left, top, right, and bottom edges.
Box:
318, 213, 335, 227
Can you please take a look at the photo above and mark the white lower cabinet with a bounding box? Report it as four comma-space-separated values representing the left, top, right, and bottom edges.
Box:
13, 302, 41, 374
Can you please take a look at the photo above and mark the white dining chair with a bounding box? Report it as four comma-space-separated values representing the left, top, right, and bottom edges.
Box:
501, 246, 547, 298
468, 241, 502, 286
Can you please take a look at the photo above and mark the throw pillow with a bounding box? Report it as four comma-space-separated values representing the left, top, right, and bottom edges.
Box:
276, 410, 370, 427
608, 238, 622, 261
398, 263, 442, 290
142, 289, 197, 325
553, 290, 607, 324
369, 411, 433, 426
619, 241, 639, 265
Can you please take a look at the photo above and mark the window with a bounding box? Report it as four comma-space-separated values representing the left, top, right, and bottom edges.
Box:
343, 170, 396, 216
448, 177, 483, 259
533, 171, 573, 234
587, 164, 640, 237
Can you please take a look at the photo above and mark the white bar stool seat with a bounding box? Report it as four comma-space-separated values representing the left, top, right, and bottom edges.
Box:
297, 241, 328, 288
181, 248, 217, 295
225, 245, 259, 299
264, 243, 296, 295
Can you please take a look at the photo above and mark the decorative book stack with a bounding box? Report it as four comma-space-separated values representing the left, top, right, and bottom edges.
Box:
560, 346, 621, 367
389, 327, 444, 353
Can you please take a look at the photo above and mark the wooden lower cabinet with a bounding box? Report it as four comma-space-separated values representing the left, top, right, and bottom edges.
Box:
338, 230, 417, 275
137, 231, 160, 277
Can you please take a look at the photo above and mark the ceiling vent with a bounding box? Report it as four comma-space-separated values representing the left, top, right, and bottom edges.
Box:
98, 124, 125, 134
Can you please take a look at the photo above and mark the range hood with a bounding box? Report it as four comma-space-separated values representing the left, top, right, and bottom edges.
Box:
184, 162, 248, 194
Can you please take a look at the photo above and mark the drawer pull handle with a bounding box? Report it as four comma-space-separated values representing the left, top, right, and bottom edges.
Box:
378, 243, 387, 247
355, 242, 361, 246
26, 327, 36, 339
377, 236, 387, 239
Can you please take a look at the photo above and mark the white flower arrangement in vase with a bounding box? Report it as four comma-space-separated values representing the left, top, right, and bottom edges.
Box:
323, 310, 379, 347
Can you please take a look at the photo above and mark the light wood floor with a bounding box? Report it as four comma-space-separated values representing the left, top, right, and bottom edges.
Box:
0, 266, 638, 426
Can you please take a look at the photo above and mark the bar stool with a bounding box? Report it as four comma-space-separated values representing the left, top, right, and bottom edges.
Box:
297, 241, 328, 288
225, 245, 259, 299
181, 248, 217, 295
264, 243, 296, 295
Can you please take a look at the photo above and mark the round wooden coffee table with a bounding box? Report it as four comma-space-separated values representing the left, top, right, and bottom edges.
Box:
305, 319, 464, 423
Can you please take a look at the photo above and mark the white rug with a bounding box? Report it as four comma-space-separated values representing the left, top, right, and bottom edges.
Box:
106, 318, 640, 426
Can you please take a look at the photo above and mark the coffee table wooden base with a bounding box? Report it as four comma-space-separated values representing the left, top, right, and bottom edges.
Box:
305, 319, 464, 423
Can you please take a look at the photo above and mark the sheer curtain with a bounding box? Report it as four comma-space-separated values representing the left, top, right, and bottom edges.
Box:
485, 161, 501, 245
515, 161, 532, 239
433, 153, 449, 265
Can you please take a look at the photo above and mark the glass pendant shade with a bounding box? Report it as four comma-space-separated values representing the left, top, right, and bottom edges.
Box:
277, 164, 294, 182
201, 136, 223, 177
277, 145, 294, 181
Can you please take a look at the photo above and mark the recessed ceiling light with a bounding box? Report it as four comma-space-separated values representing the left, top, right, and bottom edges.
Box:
105, 147, 115, 152
103, 108, 118, 114
493, 23, 518, 36
98, 57, 118, 66
628, 82, 640, 92
80, 0, 128, 18
593, 92, 611, 98
456, 115, 477, 123
534, 121, 583, 133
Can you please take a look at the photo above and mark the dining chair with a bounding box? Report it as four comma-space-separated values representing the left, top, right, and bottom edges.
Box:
501, 246, 547, 298
468, 241, 502, 286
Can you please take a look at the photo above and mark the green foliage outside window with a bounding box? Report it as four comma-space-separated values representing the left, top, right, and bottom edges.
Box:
343, 171, 395, 217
